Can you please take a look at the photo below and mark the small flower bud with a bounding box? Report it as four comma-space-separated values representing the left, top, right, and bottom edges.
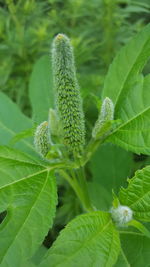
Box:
100, 97, 114, 121
111, 205, 133, 226
34, 121, 51, 157
52, 33, 85, 154
92, 97, 114, 140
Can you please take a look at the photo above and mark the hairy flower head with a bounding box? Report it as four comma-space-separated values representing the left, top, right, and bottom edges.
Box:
52, 33, 85, 155
34, 121, 51, 157
111, 205, 133, 226
92, 97, 114, 140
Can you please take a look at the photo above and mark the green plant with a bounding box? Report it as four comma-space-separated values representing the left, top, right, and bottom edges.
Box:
1, 24, 150, 267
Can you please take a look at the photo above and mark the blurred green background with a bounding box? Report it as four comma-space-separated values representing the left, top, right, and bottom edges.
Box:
0, 0, 150, 117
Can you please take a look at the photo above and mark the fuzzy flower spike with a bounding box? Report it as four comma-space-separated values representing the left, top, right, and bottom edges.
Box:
52, 33, 85, 155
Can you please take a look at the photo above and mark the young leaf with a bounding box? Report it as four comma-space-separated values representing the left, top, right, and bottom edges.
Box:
29, 55, 54, 123
119, 165, 150, 221
0, 92, 35, 155
39, 211, 120, 267
0, 146, 57, 267
102, 24, 150, 155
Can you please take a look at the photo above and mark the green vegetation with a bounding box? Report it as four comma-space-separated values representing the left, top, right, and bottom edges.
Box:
0, 1, 150, 266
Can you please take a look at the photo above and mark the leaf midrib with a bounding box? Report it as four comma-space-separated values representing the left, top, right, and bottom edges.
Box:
0, 167, 51, 191
109, 105, 150, 138
0, 121, 34, 150
115, 37, 150, 110
0, 171, 50, 264
50, 220, 112, 266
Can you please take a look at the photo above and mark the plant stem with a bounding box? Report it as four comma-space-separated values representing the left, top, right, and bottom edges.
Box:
75, 167, 94, 212
58, 168, 94, 213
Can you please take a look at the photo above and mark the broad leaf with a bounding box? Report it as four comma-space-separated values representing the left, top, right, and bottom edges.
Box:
116, 232, 150, 266
108, 74, 150, 154
0, 92, 35, 155
119, 165, 150, 221
102, 23, 150, 111
0, 146, 57, 266
88, 143, 133, 210
115, 251, 129, 267
29, 55, 54, 123
40, 211, 120, 267
102, 24, 150, 155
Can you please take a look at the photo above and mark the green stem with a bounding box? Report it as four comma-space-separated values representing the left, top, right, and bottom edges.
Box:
75, 167, 94, 212
58, 168, 94, 212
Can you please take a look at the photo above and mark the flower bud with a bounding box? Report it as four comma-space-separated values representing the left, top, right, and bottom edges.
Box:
111, 205, 133, 226
34, 121, 51, 157
52, 33, 85, 154
92, 97, 114, 139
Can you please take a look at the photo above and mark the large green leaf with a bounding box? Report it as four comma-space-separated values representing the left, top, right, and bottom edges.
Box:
102, 24, 150, 155
102, 23, 150, 111
107, 74, 150, 154
29, 55, 54, 123
0, 92, 35, 155
39, 211, 120, 267
0, 146, 57, 267
119, 165, 150, 221
88, 143, 133, 210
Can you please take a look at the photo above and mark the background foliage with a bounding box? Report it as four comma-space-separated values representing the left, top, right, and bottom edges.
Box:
0, 0, 150, 265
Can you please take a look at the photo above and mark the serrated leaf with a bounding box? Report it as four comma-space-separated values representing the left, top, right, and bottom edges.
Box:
29, 55, 54, 123
119, 165, 150, 221
39, 211, 120, 267
0, 146, 57, 266
108, 74, 150, 154
102, 24, 150, 155
0, 92, 35, 156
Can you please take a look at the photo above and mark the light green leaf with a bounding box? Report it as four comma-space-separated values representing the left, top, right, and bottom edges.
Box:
119, 165, 150, 221
0, 146, 57, 266
0, 92, 35, 155
102, 24, 150, 154
102, 23, 150, 110
9, 127, 35, 146
29, 55, 54, 123
40, 211, 120, 267
107, 74, 150, 154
